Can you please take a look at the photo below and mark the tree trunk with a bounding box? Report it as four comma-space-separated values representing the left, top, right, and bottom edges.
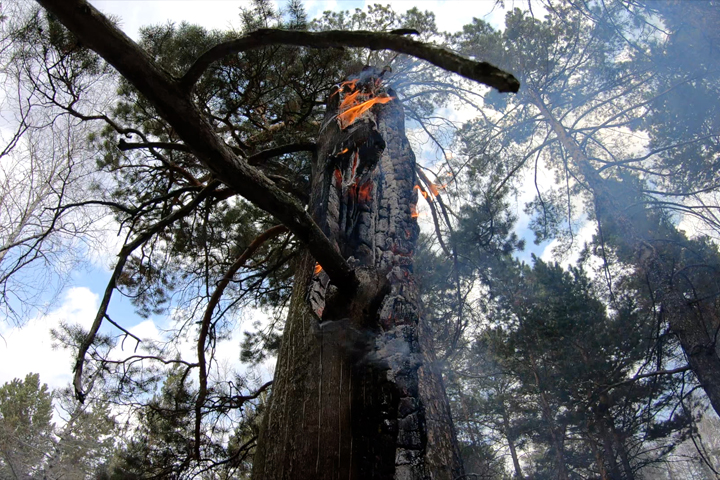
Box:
252, 68, 463, 480
529, 356, 569, 480
501, 408, 525, 480
599, 419, 622, 480
612, 427, 634, 480
530, 88, 720, 418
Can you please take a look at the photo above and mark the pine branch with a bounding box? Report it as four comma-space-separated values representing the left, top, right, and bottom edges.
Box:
35, 0, 358, 290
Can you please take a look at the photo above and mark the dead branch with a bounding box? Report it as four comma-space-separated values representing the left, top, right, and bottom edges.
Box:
117, 140, 191, 153
181, 29, 520, 93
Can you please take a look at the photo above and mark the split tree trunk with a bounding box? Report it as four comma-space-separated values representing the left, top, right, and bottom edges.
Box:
251, 68, 463, 480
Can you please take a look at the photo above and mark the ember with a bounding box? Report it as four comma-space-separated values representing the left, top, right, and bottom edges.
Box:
358, 181, 373, 203
410, 204, 419, 218
314, 263, 322, 274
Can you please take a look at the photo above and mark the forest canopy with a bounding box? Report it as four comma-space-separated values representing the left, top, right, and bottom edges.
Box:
1, 0, 719, 478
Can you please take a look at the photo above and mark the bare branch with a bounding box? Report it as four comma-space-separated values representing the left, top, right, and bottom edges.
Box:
180, 29, 520, 93
603, 365, 691, 393
117, 140, 191, 153
247, 142, 316, 165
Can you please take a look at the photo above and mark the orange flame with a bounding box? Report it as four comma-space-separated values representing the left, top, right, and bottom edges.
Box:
340, 79, 358, 91
314, 263, 322, 274
410, 204, 419, 218
337, 95, 393, 129
427, 182, 440, 197
339, 90, 361, 111
414, 184, 434, 202
414, 185, 429, 200
338, 147, 349, 155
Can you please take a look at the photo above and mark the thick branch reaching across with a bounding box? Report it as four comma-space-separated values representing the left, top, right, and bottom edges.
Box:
35, 0, 357, 290
34, 0, 519, 295
180, 28, 521, 93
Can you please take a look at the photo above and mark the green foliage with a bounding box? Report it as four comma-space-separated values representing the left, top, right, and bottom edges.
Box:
450, 258, 693, 479
0, 373, 54, 478
0, 374, 118, 479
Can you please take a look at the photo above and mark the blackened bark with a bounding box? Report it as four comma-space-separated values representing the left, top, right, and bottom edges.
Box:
252, 69, 462, 480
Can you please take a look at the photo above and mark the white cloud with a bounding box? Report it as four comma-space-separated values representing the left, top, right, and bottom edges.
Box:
89, 1, 277, 40
0, 287, 98, 389
540, 218, 597, 267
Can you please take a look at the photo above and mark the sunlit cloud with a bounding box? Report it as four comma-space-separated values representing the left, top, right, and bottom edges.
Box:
0, 287, 98, 389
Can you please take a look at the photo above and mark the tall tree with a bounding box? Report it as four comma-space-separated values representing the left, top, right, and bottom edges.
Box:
455, 258, 695, 479
0, 373, 54, 479
454, 0, 720, 416
29, 0, 519, 478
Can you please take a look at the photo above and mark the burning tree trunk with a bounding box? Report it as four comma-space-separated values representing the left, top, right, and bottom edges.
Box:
251, 67, 463, 480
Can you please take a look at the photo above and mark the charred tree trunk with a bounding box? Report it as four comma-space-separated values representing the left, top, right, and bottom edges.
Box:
252, 68, 463, 480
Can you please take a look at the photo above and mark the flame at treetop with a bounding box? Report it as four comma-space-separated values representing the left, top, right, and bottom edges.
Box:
335, 78, 393, 130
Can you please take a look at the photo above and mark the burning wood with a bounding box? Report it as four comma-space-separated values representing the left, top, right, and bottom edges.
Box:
335, 73, 394, 130
301, 65, 462, 479
410, 203, 419, 218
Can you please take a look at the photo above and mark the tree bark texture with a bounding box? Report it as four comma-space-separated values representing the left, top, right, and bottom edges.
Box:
252, 69, 463, 480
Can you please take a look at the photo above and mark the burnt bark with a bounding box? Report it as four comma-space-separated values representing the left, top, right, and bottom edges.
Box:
251, 69, 463, 480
